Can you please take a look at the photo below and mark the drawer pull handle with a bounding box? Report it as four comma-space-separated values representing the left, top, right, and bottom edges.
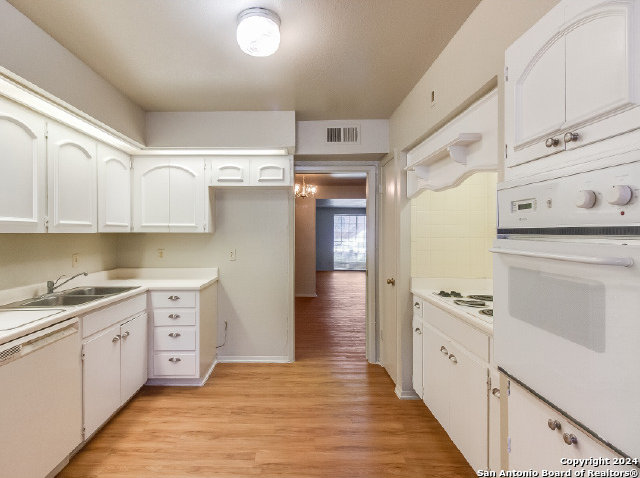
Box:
168, 314, 181, 319
548, 419, 561, 431
168, 332, 181, 338
168, 357, 182, 363
121, 331, 130, 339
112, 335, 121, 343
414, 327, 422, 335
448, 354, 458, 364
440, 346, 449, 356
492, 387, 500, 398
168, 295, 180, 301
563, 433, 577, 446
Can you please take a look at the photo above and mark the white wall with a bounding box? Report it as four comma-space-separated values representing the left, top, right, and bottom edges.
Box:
116, 189, 291, 361
0, 234, 117, 290
145, 111, 295, 150
0, 0, 145, 143
296, 119, 389, 156
384, 0, 560, 394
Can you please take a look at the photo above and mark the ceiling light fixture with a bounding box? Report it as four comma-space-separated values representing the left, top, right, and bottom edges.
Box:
294, 176, 317, 199
236, 8, 281, 57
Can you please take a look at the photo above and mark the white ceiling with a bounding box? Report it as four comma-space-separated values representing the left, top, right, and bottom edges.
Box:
8, 0, 480, 120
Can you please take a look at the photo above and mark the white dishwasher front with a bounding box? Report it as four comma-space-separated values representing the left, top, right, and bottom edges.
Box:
0, 317, 82, 478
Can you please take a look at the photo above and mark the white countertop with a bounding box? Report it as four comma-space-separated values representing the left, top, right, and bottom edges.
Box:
411, 277, 493, 336
0, 268, 218, 345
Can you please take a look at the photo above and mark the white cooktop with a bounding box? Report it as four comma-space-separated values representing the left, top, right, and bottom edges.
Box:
427, 290, 493, 324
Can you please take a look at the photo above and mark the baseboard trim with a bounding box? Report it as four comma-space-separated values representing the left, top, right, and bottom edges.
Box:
146, 360, 217, 387
295, 293, 317, 297
217, 355, 291, 363
395, 385, 420, 400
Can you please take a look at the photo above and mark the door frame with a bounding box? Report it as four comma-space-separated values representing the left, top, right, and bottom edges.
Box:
293, 161, 379, 364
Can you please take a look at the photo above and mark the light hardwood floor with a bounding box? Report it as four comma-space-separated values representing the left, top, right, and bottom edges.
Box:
58, 271, 475, 478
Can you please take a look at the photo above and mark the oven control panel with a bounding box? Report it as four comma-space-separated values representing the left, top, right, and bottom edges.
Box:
498, 161, 640, 229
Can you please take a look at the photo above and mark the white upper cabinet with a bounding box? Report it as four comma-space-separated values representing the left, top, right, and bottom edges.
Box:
506, 0, 640, 167
133, 156, 209, 233
0, 96, 46, 233
98, 143, 131, 233
207, 156, 292, 187
47, 122, 97, 233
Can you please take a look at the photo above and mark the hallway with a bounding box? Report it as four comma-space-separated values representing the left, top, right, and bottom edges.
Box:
58, 271, 474, 478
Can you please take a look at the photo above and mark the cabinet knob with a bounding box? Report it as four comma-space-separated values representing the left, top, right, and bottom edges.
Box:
491, 387, 501, 398
440, 345, 449, 356
563, 433, 578, 446
168, 314, 181, 319
168, 357, 182, 363
448, 354, 458, 364
168, 332, 181, 338
414, 327, 422, 335
121, 331, 130, 339
414, 302, 420, 308
545, 137, 560, 148
112, 335, 121, 343
564, 132, 579, 143
168, 295, 180, 301
547, 419, 561, 431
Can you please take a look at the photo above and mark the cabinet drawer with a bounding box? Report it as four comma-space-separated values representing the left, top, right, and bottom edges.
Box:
153, 326, 196, 351
153, 352, 196, 376
412, 296, 423, 318
153, 308, 196, 326
82, 293, 146, 338
150, 291, 196, 308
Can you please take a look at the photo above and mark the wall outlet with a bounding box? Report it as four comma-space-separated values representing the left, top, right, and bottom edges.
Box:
157, 248, 165, 259
71, 253, 79, 268
229, 249, 237, 261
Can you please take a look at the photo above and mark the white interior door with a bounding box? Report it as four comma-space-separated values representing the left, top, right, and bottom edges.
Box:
380, 159, 397, 382
133, 157, 170, 232
48, 122, 97, 233
120, 314, 147, 403
168, 158, 204, 232
0, 97, 46, 232
82, 324, 122, 438
98, 143, 131, 232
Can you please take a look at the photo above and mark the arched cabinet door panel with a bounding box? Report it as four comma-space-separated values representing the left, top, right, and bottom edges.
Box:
47, 122, 97, 233
133, 158, 171, 232
98, 144, 131, 232
0, 97, 46, 233
169, 159, 204, 232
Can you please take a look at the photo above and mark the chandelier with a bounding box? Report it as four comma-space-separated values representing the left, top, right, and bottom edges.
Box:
294, 176, 317, 198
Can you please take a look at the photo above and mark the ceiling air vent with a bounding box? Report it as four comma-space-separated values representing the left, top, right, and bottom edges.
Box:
326, 125, 360, 144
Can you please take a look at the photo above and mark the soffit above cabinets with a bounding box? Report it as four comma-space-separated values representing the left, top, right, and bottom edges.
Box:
405, 89, 498, 197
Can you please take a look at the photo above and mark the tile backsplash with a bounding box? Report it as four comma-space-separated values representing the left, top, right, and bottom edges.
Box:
411, 172, 497, 278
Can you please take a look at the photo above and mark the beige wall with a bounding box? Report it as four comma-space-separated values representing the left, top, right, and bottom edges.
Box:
116, 189, 292, 361
411, 172, 497, 278
0, 234, 117, 290
294, 198, 317, 297
0, 0, 145, 143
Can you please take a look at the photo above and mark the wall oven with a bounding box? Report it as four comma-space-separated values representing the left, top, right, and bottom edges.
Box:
492, 157, 640, 459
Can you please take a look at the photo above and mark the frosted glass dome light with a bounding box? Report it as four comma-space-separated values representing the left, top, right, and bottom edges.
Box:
236, 8, 281, 57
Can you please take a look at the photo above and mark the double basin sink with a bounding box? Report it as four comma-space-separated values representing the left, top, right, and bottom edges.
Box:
2, 286, 139, 308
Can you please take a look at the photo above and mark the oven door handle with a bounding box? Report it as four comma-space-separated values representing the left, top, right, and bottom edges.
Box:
489, 248, 634, 267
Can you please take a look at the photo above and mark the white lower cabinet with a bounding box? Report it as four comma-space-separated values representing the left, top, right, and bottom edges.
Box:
488, 369, 501, 471
507, 379, 632, 472
418, 297, 492, 471
147, 284, 217, 385
81, 297, 147, 439
412, 316, 424, 399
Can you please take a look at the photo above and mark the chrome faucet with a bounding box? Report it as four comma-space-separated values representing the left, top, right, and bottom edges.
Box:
47, 272, 88, 294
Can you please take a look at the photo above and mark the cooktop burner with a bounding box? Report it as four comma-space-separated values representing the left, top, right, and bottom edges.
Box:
468, 294, 493, 302
453, 299, 487, 308
434, 290, 462, 298
479, 309, 493, 317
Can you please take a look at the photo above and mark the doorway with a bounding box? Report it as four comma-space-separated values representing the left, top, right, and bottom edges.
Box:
293, 164, 378, 364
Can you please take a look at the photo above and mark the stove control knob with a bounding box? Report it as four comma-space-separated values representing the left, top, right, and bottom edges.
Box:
575, 190, 596, 209
606, 185, 633, 206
